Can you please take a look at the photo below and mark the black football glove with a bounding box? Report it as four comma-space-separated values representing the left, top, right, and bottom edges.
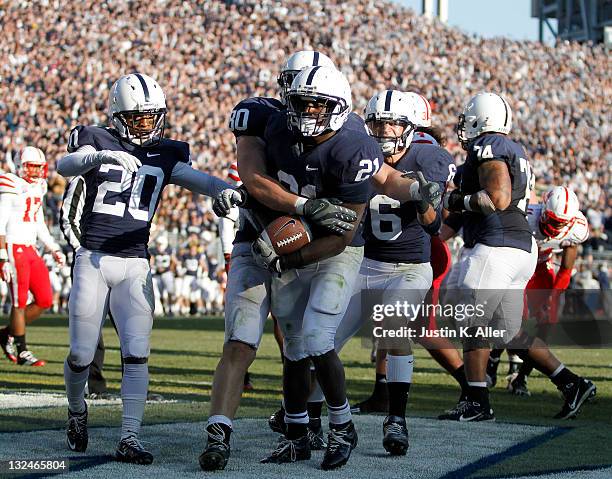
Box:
415, 171, 442, 210
297, 198, 358, 235
213, 185, 248, 217
251, 231, 282, 274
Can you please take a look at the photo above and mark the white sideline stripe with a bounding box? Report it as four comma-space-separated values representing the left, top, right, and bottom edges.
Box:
0, 392, 177, 409
1, 417, 599, 479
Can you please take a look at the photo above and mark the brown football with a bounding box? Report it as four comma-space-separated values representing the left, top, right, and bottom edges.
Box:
265, 215, 312, 255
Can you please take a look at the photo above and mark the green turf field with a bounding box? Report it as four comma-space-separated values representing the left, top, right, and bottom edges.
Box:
0, 316, 610, 478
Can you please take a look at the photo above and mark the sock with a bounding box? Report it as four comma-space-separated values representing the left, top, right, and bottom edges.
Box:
307, 401, 323, 421
373, 372, 388, 398
311, 350, 347, 406
387, 355, 413, 418
284, 410, 308, 439
327, 399, 351, 426
549, 365, 579, 388
467, 381, 490, 410
451, 365, 469, 397
120, 362, 149, 440
13, 334, 26, 355
388, 382, 411, 418
64, 359, 88, 414
206, 416, 232, 443
517, 359, 534, 379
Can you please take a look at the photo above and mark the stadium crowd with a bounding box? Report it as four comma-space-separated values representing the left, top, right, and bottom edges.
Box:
0, 0, 610, 314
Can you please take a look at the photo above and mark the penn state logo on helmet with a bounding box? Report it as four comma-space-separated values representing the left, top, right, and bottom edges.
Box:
277, 50, 335, 104
456, 92, 512, 149
108, 73, 167, 147
364, 90, 418, 156
18, 146, 48, 182
540, 186, 580, 238
286, 65, 351, 137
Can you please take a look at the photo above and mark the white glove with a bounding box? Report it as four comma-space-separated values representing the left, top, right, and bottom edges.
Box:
0, 261, 11, 284
52, 250, 65, 267
94, 150, 142, 174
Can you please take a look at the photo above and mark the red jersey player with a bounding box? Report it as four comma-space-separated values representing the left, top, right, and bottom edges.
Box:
0, 146, 65, 366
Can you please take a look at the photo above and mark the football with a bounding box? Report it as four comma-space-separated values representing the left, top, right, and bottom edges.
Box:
265, 215, 312, 255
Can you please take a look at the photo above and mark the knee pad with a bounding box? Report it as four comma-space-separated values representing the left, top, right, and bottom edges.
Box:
303, 331, 335, 358
121, 336, 150, 359
66, 357, 90, 373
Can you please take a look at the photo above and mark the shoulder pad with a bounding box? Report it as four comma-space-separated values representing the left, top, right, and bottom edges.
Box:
159, 139, 190, 164
67, 125, 113, 153
413, 144, 454, 183
469, 134, 510, 163
332, 130, 383, 183
0, 173, 19, 194
229, 96, 283, 139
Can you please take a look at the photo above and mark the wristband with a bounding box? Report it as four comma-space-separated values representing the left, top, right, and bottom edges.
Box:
294, 197, 308, 215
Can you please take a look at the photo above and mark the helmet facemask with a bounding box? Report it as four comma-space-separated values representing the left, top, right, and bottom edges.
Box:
366, 116, 415, 157
287, 94, 348, 137
113, 109, 166, 147
539, 209, 575, 238
22, 162, 48, 182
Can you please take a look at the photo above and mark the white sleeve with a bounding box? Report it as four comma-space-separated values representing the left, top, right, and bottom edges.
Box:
56, 145, 99, 177
218, 214, 237, 255
170, 161, 230, 198
0, 194, 13, 236
36, 208, 60, 251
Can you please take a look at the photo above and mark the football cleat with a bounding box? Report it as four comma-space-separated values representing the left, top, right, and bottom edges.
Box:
437, 401, 495, 422
507, 374, 531, 397
86, 391, 119, 400
486, 356, 500, 388
382, 415, 409, 456
115, 436, 154, 465
307, 420, 327, 451
554, 378, 596, 420
0, 330, 17, 363
17, 350, 46, 367
321, 422, 358, 470
199, 423, 231, 471
66, 405, 88, 452
268, 407, 286, 434
438, 398, 468, 420
507, 354, 523, 377
260, 435, 311, 464
350, 395, 388, 414
146, 392, 164, 402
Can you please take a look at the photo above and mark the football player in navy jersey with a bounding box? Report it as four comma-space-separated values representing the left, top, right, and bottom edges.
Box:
438, 93, 538, 422
231, 67, 442, 470
200, 51, 359, 471
56, 73, 232, 464
332, 90, 454, 456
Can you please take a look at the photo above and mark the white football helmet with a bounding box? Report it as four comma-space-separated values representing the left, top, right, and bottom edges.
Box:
18, 146, 48, 182
404, 92, 432, 127
456, 92, 512, 149
364, 90, 418, 156
278, 50, 335, 104
286, 66, 351, 137
109, 73, 167, 146
540, 186, 580, 238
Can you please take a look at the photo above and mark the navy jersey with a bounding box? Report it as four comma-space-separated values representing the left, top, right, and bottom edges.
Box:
264, 111, 382, 246
459, 134, 533, 252
364, 144, 454, 263
67, 125, 190, 258
229, 96, 285, 140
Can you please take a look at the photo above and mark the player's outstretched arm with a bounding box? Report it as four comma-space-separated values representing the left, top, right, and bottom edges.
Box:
57, 146, 141, 177
169, 162, 230, 198
372, 164, 442, 209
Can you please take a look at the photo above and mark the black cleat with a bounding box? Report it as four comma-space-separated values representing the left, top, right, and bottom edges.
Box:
437, 401, 495, 422
350, 395, 388, 414
321, 422, 358, 470
115, 436, 154, 465
199, 423, 231, 471
307, 420, 327, 451
486, 356, 500, 388
66, 405, 88, 452
554, 378, 596, 419
507, 374, 531, 397
261, 435, 311, 464
382, 415, 409, 456
268, 408, 286, 434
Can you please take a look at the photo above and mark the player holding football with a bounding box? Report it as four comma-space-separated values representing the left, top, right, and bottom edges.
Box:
56, 73, 233, 464
200, 51, 360, 472
0, 147, 65, 367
